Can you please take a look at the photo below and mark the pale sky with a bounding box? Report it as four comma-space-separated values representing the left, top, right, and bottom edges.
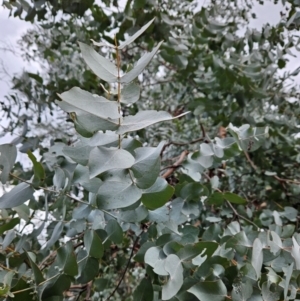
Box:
0, 7, 37, 98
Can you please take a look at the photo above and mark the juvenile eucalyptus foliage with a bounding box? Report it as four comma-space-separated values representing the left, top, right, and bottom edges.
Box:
1, 2, 300, 301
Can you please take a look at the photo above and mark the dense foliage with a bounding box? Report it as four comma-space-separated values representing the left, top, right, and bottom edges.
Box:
1, 0, 300, 300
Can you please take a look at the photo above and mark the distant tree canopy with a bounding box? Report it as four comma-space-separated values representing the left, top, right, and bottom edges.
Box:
0, 0, 300, 300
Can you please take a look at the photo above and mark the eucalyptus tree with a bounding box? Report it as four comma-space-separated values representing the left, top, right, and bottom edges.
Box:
1, 0, 300, 300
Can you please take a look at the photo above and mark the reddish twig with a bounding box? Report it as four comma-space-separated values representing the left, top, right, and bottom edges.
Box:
162, 150, 189, 178
243, 150, 257, 170
274, 175, 300, 185
84, 281, 92, 301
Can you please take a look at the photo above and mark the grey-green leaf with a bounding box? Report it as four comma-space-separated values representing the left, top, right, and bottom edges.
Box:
223, 192, 247, 205
145, 246, 165, 268
120, 83, 140, 105
105, 219, 123, 244
0, 144, 17, 184
89, 147, 135, 178
0, 183, 34, 209
25, 251, 45, 285
141, 177, 174, 210
79, 42, 118, 83
56, 241, 78, 276
84, 230, 104, 259
291, 237, 300, 269
63, 145, 92, 165
117, 110, 188, 134
261, 281, 280, 301
162, 254, 183, 300
119, 205, 149, 222
45, 222, 64, 250
121, 41, 163, 84
57, 87, 120, 120
97, 171, 142, 209
131, 143, 164, 189
133, 278, 154, 301
251, 238, 263, 279
231, 280, 253, 301
119, 18, 155, 50
188, 279, 227, 301
77, 253, 99, 284
268, 231, 282, 255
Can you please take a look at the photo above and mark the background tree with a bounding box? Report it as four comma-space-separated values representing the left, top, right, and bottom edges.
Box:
0, 0, 300, 300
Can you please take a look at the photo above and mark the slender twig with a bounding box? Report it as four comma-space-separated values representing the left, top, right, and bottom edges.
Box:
204, 171, 260, 229
242, 151, 300, 185
160, 164, 183, 172
84, 281, 93, 301
225, 200, 260, 230
7, 171, 119, 223
199, 122, 206, 139
8, 171, 89, 206
0, 263, 16, 273
13, 273, 61, 295
105, 236, 140, 301
162, 150, 189, 178
160, 137, 203, 156
39, 251, 56, 270
101, 210, 118, 220
11, 287, 33, 295
274, 175, 300, 185
243, 150, 257, 170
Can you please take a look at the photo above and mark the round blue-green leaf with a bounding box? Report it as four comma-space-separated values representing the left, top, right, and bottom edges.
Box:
56, 241, 78, 276
105, 219, 123, 244
89, 147, 135, 178
133, 278, 153, 301
207, 192, 224, 206
223, 192, 247, 204
97, 180, 142, 210
84, 230, 104, 259
188, 279, 227, 301
141, 178, 174, 210
121, 83, 140, 105
162, 254, 183, 300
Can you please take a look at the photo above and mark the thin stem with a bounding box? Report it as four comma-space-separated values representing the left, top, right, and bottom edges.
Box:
101, 209, 118, 220
105, 236, 140, 301
115, 35, 122, 149
8, 170, 119, 227
77, 255, 89, 265
84, 281, 93, 301
162, 150, 189, 178
204, 174, 260, 229
242, 151, 300, 185
38, 273, 61, 286
128, 169, 136, 184
225, 200, 260, 230
11, 287, 33, 295
0, 263, 16, 273
274, 175, 300, 185
8, 172, 90, 206
13, 273, 61, 295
